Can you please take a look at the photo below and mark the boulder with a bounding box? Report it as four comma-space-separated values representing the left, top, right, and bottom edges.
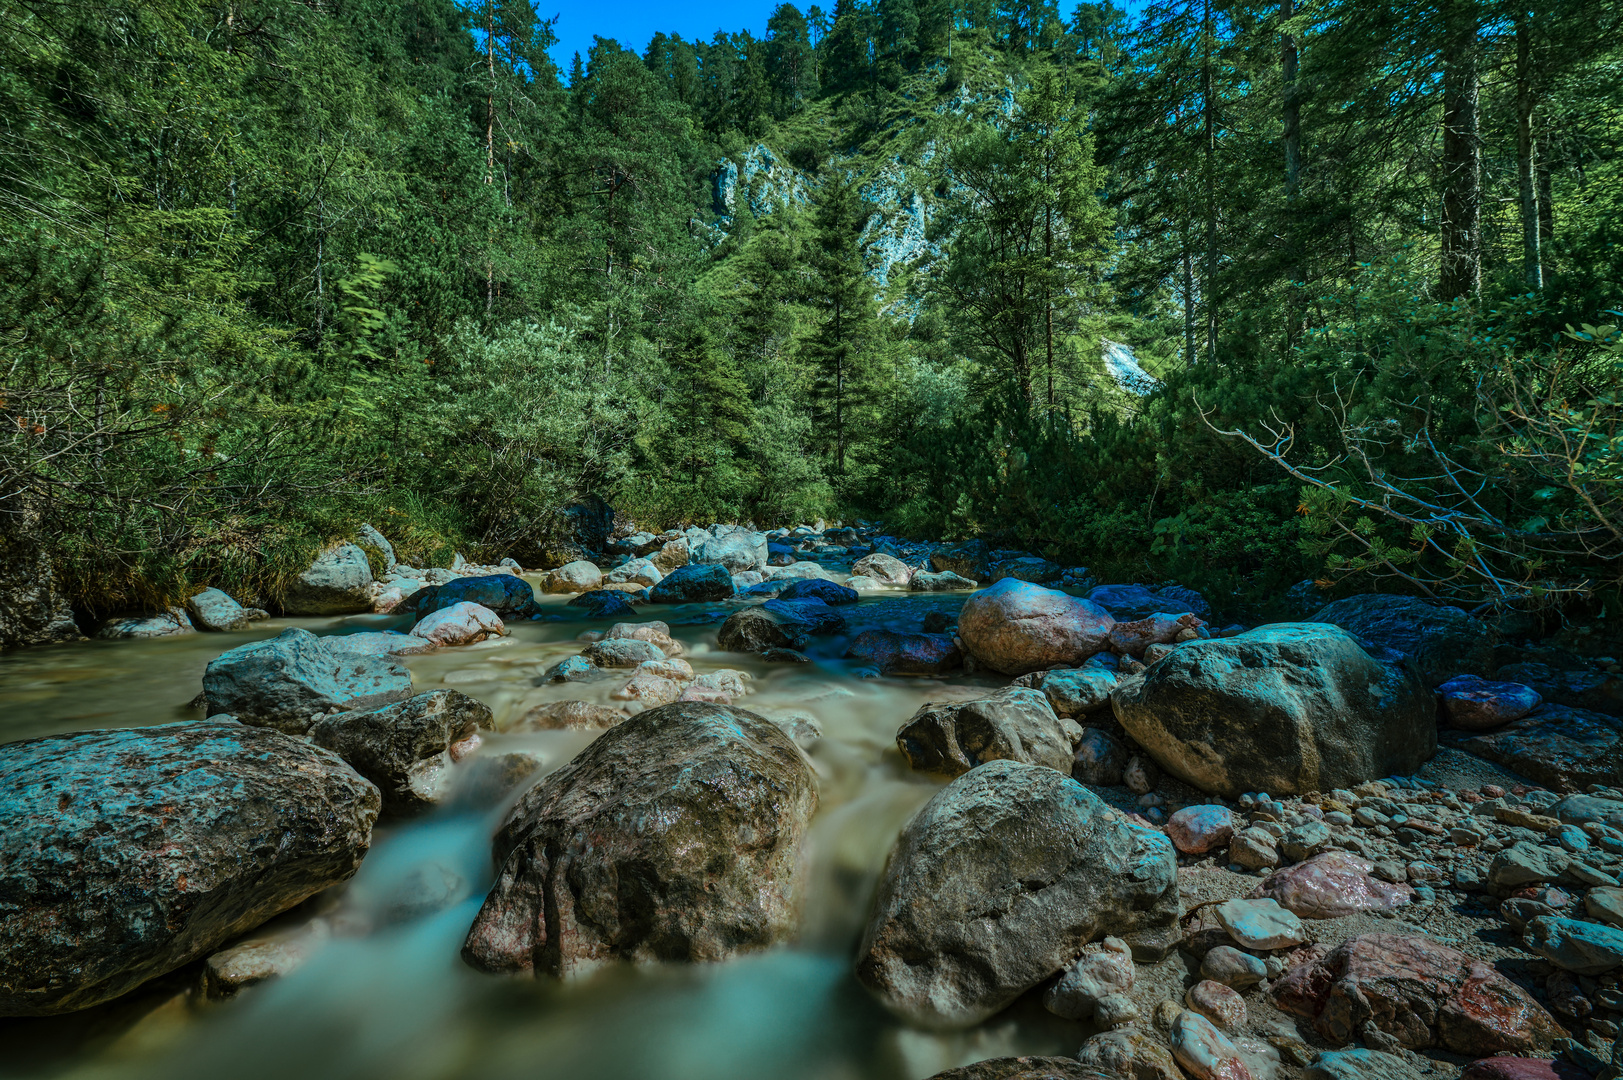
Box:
605, 620, 685, 656
1271, 932, 1565, 1055
1438, 675, 1543, 730
1077, 1029, 1184, 1080
1524, 916, 1623, 975
567, 590, 638, 618
929, 540, 993, 583
186, 588, 268, 632
409, 602, 506, 647
95, 609, 195, 639
896, 687, 1081, 778
510, 700, 627, 731
202, 627, 413, 734
1441, 703, 1623, 792
327, 630, 435, 657
581, 637, 665, 667
851, 552, 913, 585
310, 690, 493, 817
1111, 624, 1434, 797
0, 719, 378, 1015
1038, 666, 1119, 718
648, 563, 735, 604
604, 559, 661, 587
958, 579, 1116, 676
1043, 936, 1135, 1019
1308, 594, 1494, 688
1110, 613, 1205, 659
777, 578, 859, 605
692, 531, 767, 573
355, 522, 397, 568
854, 759, 1180, 1028
1458, 1060, 1588, 1080
0, 511, 83, 649
462, 702, 817, 977
1088, 583, 1211, 622
1496, 662, 1623, 717
1251, 851, 1413, 919
763, 597, 846, 635
912, 570, 978, 592
846, 630, 962, 676
718, 606, 807, 653
406, 574, 538, 620
283, 543, 375, 615
990, 556, 1064, 585
650, 538, 690, 573
542, 560, 602, 595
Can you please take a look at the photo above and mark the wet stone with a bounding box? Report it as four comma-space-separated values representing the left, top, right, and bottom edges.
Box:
1171, 1008, 1255, 1080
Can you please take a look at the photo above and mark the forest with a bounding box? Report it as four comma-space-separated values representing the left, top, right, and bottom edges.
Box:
1, 0, 1620, 619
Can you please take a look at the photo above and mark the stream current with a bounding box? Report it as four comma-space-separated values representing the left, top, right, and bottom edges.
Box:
0, 575, 1089, 1080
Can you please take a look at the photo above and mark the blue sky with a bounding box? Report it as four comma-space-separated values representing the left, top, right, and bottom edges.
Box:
540, 0, 773, 70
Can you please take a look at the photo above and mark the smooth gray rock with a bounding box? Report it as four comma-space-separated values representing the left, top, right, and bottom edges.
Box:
581, 637, 666, 667
186, 587, 268, 632
896, 687, 1081, 778
691, 531, 767, 572
202, 627, 413, 734
356, 523, 397, 568
1111, 624, 1434, 797
958, 579, 1116, 675
648, 563, 735, 603
283, 543, 374, 615
718, 606, 808, 653
855, 759, 1181, 1028
95, 609, 195, 639
911, 570, 978, 592
462, 701, 817, 977
310, 690, 495, 817
0, 719, 378, 1016
1308, 594, 1494, 688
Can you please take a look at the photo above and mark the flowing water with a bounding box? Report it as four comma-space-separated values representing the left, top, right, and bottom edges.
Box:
0, 579, 1090, 1080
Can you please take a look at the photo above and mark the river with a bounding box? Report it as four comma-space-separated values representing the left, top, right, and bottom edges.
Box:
0, 577, 1089, 1080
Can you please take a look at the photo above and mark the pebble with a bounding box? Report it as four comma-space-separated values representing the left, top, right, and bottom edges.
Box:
1201, 945, 1268, 988
1095, 992, 1140, 1028
1171, 1008, 1255, 1080
1169, 805, 1236, 855
1186, 979, 1247, 1029
1214, 898, 1305, 950
1281, 821, 1331, 862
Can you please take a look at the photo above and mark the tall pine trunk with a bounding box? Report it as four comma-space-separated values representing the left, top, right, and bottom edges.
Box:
1438, 0, 1480, 301
1202, 0, 1218, 363
1516, 15, 1541, 289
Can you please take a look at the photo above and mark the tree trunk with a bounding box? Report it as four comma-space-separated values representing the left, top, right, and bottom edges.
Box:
1181, 236, 1196, 368
1202, 0, 1218, 362
1537, 127, 1554, 248
1438, 0, 1480, 301
1515, 16, 1541, 290
1281, 0, 1300, 202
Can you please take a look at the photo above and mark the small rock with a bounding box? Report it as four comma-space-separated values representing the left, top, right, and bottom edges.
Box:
1095, 993, 1141, 1028
1281, 821, 1332, 863
582, 638, 666, 668
1252, 851, 1414, 919
202, 929, 323, 999
1439, 674, 1543, 730
1186, 979, 1247, 1029
1202, 946, 1269, 988
510, 700, 626, 731
1073, 727, 1131, 786
186, 587, 268, 632
1215, 898, 1306, 950
609, 670, 683, 709
1169, 805, 1236, 855
1171, 1009, 1255, 1080
1043, 936, 1135, 1020
1584, 886, 1623, 927
1124, 756, 1159, 795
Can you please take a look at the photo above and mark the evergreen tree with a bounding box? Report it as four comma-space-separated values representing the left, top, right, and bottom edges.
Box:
806, 179, 882, 476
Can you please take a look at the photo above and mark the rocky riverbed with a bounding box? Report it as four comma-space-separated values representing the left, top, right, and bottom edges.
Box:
3, 521, 1622, 1080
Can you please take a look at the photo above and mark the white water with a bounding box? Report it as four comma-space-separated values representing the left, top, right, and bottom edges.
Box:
1102, 340, 1161, 397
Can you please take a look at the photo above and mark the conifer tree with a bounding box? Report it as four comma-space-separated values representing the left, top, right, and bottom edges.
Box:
806, 179, 881, 476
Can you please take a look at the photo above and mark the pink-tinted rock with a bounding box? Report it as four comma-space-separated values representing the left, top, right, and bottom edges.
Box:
1168, 805, 1235, 854
957, 579, 1116, 676
1186, 979, 1247, 1029
1171, 1009, 1254, 1080
1460, 1058, 1591, 1080
678, 685, 732, 704
372, 585, 408, 614
409, 601, 507, 647
1440, 675, 1543, 730
609, 670, 682, 708
845, 630, 962, 676
1271, 933, 1566, 1055
1250, 851, 1413, 919
1110, 613, 1206, 660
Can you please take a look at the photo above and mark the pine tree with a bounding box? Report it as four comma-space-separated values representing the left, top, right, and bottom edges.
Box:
806, 179, 881, 476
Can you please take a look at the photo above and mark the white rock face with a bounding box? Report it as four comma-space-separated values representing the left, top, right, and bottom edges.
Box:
1103, 340, 1161, 396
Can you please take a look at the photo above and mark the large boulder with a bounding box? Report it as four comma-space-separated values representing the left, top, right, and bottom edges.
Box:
542, 560, 602, 595
1309, 594, 1494, 688
1271, 933, 1564, 1055
0, 719, 378, 1016
283, 542, 375, 615
0, 513, 82, 649
958, 579, 1116, 675
896, 687, 1081, 778
202, 627, 414, 735
406, 574, 538, 620
692, 531, 768, 573
310, 690, 494, 817
462, 702, 817, 977
852, 552, 913, 585
930, 540, 993, 583
1111, 624, 1434, 797
855, 759, 1181, 1028
648, 563, 735, 604
717, 606, 808, 653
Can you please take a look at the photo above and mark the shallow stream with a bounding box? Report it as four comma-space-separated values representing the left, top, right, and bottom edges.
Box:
0, 579, 1092, 1080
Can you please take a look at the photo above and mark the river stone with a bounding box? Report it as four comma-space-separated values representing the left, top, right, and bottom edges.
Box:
958, 579, 1117, 676
0, 719, 378, 1016
1043, 936, 1135, 1019
1187, 980, 1247, 1029
854, 759, 1180, 1028
1072, 727, 1131, 786
462, 701, 817, 977
1168, 805, 1235, 854
186, 587, 267, 632
281, 543, 374, 615
1171, 1009, 1253, 1080
96, 609, 195, 639
203, 627, 413, 735
896, 687, 1081, 778
510, 700, 626, 731
1305, 1050, 1430, 1080
1585, 887, 1623, 927
692, 531, 767, 573
327, 631, 434, 657
924, 1059, 1115, 1080
605, 620, 685, 657
648, 563, 735, 604
1077, 1028, 1184, 1080
763, 597, 845, 635
1270, 932, 1564, 1054
568, 590, 637, 618
542, 560, 601, 595
1553, 794, 1623, 829
1252, 851, 1413, 919
930, 541, 994, 582
1438, 675, 1543, 730
912, 570, 978, 591
1089, 584, 1211, 622
1202, 946, 1268, 988
846, 630, 962, 676
409, 601, 506, 647
1111, 624, 1433, 798
582, 637, 665, 667
1215, 899, 1305, 950
1441, 703, 1623, 792
202, 930, 321, 1000
718, 606, 808, 653
1524, 915, 1623, 975
1111, 613, 1204, 659
1308, 594, 1494, 688
1041, 667, 1119, 718
309, 689, 493, 817
852, 552, 913, 585
406, 574, 539, 620
776, 578, 859, 605
609, 670, 683, 709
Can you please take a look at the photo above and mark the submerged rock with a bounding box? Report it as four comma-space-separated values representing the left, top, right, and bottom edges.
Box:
509, 700, 626, 731
717, 605, 808, 653
203, 627, 413, 734
855, 759, 1180, 1028
462, 702, 816, 977
310, 689, 494, 817
1111, 624, 1433, 797
568, 590, 638, 618
648, 563, 735, 604
0, 719, 378, 1016
895, 687, 1080, 778
845, 630, 962, 675
957, 579, 1116, 676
